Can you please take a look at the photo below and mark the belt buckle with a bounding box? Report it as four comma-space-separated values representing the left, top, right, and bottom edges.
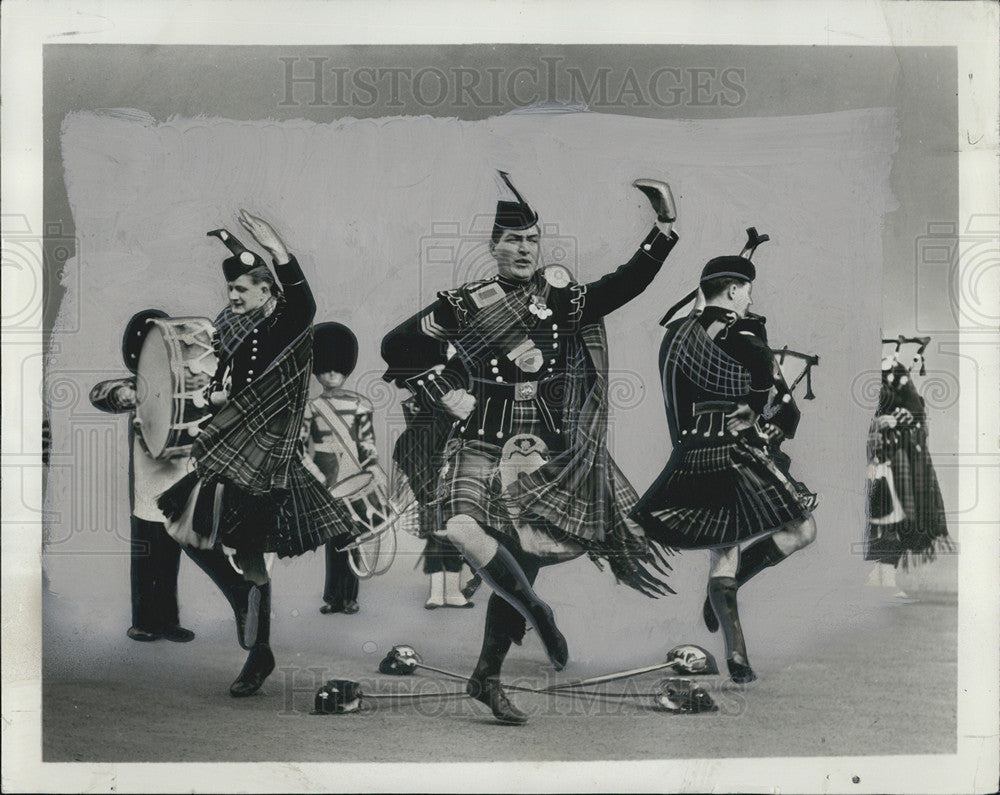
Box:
514, 381, 538, 401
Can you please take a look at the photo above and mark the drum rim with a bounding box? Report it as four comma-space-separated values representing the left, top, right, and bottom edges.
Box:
135, 317, 216, 460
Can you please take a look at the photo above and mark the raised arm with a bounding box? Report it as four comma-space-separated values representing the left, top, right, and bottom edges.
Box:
578, 227, 679, 325
578, 178, 679, 325
238, 209, 316, 327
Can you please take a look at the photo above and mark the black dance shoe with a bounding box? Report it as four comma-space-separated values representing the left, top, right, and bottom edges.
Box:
727, 653, 757, 684
466, 676, 528, 725
229, 645, 276, 697
528, 602, 568, 671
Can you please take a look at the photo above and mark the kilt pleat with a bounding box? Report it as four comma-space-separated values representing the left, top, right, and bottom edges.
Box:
632, 438, 815, 548
216, 459, 359, 558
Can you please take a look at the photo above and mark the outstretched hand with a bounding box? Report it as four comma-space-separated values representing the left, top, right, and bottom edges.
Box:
238, 209, 289, 264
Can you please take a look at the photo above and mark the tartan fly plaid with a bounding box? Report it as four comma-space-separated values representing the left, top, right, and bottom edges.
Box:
188, 322, 358, 557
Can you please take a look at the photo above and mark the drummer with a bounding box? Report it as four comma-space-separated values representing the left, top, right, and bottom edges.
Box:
89, 310, 251, 644
302, 321, 386, 616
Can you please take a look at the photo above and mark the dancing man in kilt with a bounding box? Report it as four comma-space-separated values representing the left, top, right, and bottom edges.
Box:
159, 211, 357, 697
382, 173, 679, 724
631, 231, 817, 684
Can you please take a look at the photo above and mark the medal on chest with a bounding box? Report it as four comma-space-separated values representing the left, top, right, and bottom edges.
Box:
528, 294, 552, 320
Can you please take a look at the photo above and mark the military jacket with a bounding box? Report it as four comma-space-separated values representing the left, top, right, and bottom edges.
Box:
382, 227, 678, 443
215, 256, 315, 399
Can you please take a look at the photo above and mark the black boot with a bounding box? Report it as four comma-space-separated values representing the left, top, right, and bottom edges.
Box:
466, 676, 528, 725
230, 583, 275, 697
703, 537, 786, 633
476, 545, 568, 670
708, 576, 756, 684
184, 547, 253, 649
466, 594, 528, 723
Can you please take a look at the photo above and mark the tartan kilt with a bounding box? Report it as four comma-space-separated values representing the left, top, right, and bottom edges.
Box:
433, 439, 593, 555
631, 437, 816, 549
864, 425, 950, 568
436, 439, 512, 532
216, 458, 360, 558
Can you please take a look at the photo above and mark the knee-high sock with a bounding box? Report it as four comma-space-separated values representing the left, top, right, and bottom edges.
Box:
184, 546, 252, 618
243, 582, 272, 648
708, 576, 748, 663
735, 536, 786, 584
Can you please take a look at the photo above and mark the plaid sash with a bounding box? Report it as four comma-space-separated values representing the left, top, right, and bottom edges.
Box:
193, 309, 312, 492
448, 272, 549, 367
449, 277, 646, 550
213, 297, 278, 363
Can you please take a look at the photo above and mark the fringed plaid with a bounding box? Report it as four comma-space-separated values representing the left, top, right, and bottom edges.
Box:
191, 319, 357, 557
441, 284, 674, 595
632, 437, 815, 549
865, 421, 951, 568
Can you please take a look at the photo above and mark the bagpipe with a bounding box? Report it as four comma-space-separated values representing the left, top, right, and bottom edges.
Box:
878, 335, 931, 419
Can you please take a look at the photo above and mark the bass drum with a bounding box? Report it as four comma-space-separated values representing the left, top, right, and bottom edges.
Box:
135, 317, 217, 459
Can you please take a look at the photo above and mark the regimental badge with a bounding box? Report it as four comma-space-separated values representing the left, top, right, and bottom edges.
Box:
468, 282, 505, 310
528, 295, 552, 319
543, 265, 572, 289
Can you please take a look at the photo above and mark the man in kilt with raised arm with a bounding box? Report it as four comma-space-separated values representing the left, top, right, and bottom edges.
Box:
159, 211, 356, 697
631, 231, 817, 684
382, 173, 680, 724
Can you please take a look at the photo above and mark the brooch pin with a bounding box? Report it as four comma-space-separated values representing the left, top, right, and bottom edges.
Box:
528, 295, 552, 319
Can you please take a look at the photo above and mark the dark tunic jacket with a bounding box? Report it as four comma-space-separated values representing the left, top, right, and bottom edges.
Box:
213, 256, 315, 400
382, 227, 678, 445
658, 308, 774, 447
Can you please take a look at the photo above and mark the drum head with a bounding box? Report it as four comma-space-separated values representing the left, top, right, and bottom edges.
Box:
329, 471, 374, 500
134, 322, 172, 458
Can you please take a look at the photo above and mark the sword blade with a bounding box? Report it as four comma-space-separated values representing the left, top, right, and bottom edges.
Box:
541, 661, 677, 691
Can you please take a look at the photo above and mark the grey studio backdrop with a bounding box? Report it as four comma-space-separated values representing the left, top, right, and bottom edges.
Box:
40, 45, 959, 735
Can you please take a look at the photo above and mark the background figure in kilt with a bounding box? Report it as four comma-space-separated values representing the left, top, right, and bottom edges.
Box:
89, 310, 251, 644
382, 173, 679, 724
302, 321, 383, 616
631, 230, 817, 684
158, 211, 357, 697
865, 342, 951, 588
